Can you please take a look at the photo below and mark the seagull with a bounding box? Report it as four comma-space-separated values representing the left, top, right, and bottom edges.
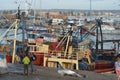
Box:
57, 62, 86, 78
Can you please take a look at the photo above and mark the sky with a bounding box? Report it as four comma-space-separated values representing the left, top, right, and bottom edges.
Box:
0, 0, 119, 10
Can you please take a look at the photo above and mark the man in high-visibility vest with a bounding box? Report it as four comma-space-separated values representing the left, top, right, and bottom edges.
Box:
22, 55, 30, 75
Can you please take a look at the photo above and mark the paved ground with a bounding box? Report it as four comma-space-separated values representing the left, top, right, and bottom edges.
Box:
0, 63, 117, 80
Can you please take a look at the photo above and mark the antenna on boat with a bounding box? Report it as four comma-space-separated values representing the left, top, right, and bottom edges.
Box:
17, 5, 21, 19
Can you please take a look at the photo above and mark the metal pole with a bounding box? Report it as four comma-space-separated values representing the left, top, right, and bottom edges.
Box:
118, 42, 119, 54
12, 19, 18, 63
96, 22, 98, 54
22, 20, 25, 43
99, 21, 103, 54
80, 26, 83, 42
64, 36, 70, 57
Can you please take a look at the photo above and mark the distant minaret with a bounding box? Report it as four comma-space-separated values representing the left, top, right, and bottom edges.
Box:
90, 0, 92, 20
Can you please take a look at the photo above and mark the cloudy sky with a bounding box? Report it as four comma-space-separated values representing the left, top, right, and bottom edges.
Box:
0, 0, 119, 10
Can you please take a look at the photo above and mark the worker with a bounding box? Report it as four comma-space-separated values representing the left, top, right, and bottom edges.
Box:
22, 54, 30, 76
29, 53, 36, 74
115, 57, 120, 80
15, 55, 20, 63
19, 51, 25, 64
79, 59, 88, 70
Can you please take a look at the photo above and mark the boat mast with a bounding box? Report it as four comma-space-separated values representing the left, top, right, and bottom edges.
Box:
12, 6, 20, 63
12, 19, 18, 63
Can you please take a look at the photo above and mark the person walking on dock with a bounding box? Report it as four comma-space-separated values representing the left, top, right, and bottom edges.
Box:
29, 53, 36, 74
22, 54, 30, 76
115, 57, 120, 80
19, 51, 25, 64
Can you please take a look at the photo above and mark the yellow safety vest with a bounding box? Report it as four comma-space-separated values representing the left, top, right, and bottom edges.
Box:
22, 56, 30, 64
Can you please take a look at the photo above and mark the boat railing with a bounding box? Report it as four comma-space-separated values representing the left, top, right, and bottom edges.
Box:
28, 44, 49, 53
28, 43, 87, 61
44, 50, 82, 60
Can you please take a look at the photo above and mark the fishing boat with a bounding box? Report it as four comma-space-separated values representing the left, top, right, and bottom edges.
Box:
94, 60, 115, 73
0, 1, 119, 74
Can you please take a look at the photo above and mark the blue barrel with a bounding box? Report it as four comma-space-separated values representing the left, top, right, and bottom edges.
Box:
79, 61, 88, 70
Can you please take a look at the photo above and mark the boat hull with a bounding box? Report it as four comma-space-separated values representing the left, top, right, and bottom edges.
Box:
94, 60, 115, 73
